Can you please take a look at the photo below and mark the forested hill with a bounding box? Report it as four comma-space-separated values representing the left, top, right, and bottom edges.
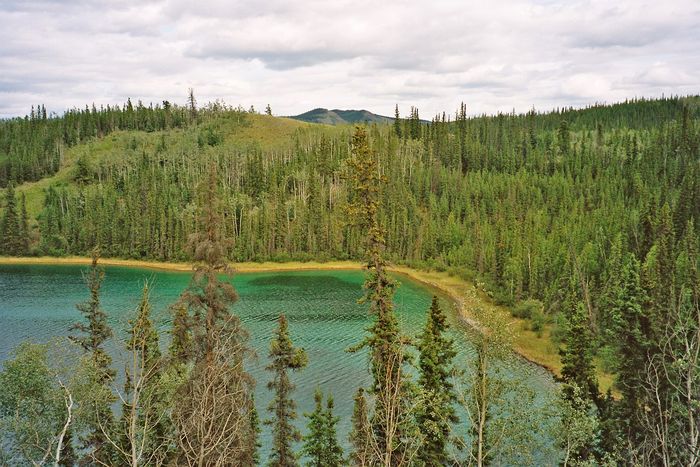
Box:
0, 94, 698, 334
1, 94, 699, 462
288, 107, 394, 125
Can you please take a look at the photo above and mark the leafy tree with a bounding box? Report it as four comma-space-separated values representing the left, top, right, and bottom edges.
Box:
266, 314, 308, 467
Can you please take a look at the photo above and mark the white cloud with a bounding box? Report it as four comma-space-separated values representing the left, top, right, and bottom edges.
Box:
0, 0, 698, 118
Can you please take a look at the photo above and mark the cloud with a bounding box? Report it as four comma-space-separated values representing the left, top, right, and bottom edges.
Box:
0, 0, 698, 118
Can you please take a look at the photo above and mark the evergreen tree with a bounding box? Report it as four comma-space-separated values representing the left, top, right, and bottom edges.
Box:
302, 388, 344, 466
266, 104, 273, 116
178, 164, 238, 363
117, 282, 167, 465
416, 296, 457, 465
266, 314, 308, 467
348, 387, 370, 466
1, 184, 22, 255
393, 104, 402, 138
19, 192, 29, 254
560, 300, 599, 405
172, 164, 257, 466
69, 249, 115, 465
348, 125, 413, 464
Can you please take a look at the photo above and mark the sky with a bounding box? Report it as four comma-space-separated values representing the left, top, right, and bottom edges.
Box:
1, 0, 698, 119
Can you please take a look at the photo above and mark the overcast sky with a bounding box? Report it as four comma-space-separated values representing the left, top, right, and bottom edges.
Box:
1, 0, 698, 119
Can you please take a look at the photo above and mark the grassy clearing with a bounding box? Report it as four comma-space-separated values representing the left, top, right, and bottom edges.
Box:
0, 255, 614, 391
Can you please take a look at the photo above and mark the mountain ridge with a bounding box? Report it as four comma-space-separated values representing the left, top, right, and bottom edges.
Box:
288, 108, 394, 125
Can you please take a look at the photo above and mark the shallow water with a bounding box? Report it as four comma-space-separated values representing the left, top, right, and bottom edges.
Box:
0, 264, 558, 463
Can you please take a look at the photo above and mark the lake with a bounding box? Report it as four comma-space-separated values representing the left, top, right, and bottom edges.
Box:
0, 264, 558, 463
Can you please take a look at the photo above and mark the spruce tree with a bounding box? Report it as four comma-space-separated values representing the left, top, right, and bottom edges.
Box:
118, 282, 166, 465
348, 387, 370, 466
302, 389, 344, 466
1, 183, 22, 255
393, 104, 402, 138
560, 300, 599, 405
416, 296, 457, 465
347, 125, 410, 464
172, 164, 257, 465
69, 249, 115, 465
266, 314, 307, 467
19, 192, 29, 254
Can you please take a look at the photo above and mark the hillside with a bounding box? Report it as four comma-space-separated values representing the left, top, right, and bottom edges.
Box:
1, 95, 699, 464
288, 107, 394, 125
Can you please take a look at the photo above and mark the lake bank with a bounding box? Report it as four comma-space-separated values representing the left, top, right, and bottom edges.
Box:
0, 255, 613, 390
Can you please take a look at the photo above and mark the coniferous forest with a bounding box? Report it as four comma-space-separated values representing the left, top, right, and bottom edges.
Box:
0, 95, 699, 466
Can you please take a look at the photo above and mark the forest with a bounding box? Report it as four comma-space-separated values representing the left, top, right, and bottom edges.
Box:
0, 95, 699, 465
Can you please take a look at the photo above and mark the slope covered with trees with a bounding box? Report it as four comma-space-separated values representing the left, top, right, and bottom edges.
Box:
1, 95, 699, 464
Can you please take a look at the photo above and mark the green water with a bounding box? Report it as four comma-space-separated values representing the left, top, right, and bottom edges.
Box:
0, 264, 558, 463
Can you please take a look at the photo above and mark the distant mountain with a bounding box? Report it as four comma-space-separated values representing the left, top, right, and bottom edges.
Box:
288, 108, 394, 125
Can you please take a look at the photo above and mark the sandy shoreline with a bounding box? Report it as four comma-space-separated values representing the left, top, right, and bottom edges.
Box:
0, 255, 565, 379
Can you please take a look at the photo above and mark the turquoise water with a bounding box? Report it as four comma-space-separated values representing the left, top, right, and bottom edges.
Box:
0, 264, 557, 463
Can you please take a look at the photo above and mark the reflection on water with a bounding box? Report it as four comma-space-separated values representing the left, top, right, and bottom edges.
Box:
0, 264, 558, 464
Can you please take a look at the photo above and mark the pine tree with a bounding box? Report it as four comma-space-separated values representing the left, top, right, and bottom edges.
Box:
172, 163, 257, 466
348, 387, 370, 466
168, 303, 191, 365
347, 126, 411, 464
117, 282, 166, 465
178, 164, 238, 363
416, 296, 457, 465
302, 389, 344, 466
393, 104, 402, 138
1, 183, 22, 255
266, 104, 273, 116
266, 314, 307, 467
19, 192, 29, 254
69, 249, 115, 465
560, 300, 599, 405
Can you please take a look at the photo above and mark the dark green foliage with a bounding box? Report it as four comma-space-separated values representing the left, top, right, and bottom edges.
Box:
266, 314, 307, 467
4, 94, 700, 463
0, 100, 189, 187
416, 296, 457, 465
70, 250, 114, 377
348, 387, 370, 466
1, 184, 23, 255
559, 300, 599, 405
302, 389, 344, 467
69, 249, 115, 465
347, 126, 412, 463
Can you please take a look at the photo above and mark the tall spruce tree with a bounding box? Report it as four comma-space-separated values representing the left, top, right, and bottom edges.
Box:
172, 164, 257, 465
69, 249, 115, 465
19, 192, 29, 254
347, 125, 411, 465
266, 314, 307, 467
416, 296, 457, 465
302, 388, 344, 467
117, 282, 167, 465
1, 183, 22, 255
560, 299, 599, 405
348, 387, 371, 466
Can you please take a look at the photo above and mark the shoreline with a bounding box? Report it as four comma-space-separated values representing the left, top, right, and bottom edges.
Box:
0, 255, 578, 383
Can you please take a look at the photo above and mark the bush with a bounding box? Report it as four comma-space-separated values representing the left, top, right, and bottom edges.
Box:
512, 299, 544, 319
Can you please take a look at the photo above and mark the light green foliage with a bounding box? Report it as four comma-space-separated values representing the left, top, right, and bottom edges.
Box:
0, 340, 106, 466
